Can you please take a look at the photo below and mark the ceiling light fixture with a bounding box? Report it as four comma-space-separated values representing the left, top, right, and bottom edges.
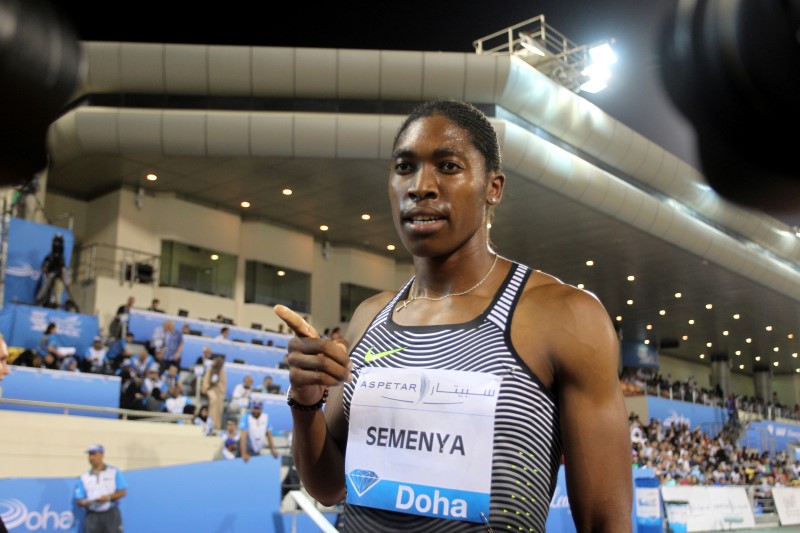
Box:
320, 225, 329, 231
146, 173, 158, 181
240, 201, 251, 208
282, 189, 292, 196
361, 214, 371, 220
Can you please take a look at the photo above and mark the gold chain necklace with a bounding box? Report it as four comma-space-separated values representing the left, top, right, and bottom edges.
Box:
396, 254, 499, 312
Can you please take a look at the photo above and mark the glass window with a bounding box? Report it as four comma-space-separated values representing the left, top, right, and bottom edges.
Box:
340, 283, 381, 323
159, 241, 236, 298
245, 260, 310, 313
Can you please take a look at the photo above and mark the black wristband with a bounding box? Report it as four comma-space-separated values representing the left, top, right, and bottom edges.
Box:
287, 386, 329, 411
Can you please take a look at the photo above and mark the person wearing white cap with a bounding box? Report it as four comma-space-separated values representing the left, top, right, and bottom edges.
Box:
74, 444, 127, 532
84, 336, 108, 374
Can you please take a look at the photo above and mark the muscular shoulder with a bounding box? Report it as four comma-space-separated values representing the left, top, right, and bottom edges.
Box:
512, 270, 618, 383
518, 270, 610, 326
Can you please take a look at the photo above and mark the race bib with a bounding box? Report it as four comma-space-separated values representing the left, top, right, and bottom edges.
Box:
345, 366, 501, 523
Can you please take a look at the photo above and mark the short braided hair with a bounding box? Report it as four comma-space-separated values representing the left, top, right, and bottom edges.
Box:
393, 100, 502, 174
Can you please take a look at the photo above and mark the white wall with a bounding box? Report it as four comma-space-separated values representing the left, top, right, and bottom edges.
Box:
773, 374, 800, 408
658, 354, 712, 388
45, 187, 405, 335
731, 371, 755, 398
43, 191, 90, 244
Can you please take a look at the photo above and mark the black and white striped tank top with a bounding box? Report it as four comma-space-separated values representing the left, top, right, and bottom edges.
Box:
341, 261, 562, 532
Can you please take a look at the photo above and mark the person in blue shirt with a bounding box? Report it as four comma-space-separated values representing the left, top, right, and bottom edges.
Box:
37, 321, 60, 369
106, 331, 134, 369
74, 444, 127, 532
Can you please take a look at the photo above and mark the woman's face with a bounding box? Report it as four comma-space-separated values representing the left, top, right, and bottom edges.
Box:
389, 114, 502, 259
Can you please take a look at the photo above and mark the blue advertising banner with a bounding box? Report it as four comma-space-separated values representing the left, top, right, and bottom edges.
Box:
545, 466, 576, 533
0, 366, 120, 417
3, 218, 74, 307
647, 396, 727, 434
744, 420, 800, 454
0, 456, 336, 533
621, 341, 659, 369
544, 466, 656, 533
0, 304, 100, 357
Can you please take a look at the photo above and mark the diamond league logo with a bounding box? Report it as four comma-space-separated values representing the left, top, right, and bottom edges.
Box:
347, 469, 381, 497
0, 498, 74, 531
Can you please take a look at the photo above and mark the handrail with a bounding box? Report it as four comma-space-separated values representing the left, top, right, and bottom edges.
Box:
287, 490, 339, 533
75, 241, 159, 286
0, 397, 192, 423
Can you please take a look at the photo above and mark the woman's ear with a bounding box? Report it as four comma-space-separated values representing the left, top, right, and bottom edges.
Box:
486, 173, 505, 205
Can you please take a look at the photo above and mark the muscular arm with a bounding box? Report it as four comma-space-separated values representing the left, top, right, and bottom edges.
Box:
513, 279, 632, 532
276, 295, 389, 506
551, 288, 632, 531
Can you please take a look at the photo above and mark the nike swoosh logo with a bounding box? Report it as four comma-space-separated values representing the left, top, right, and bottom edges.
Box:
364, 346, 405, 363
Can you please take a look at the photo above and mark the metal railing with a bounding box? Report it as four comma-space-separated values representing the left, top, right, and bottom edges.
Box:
75, 242, 159, 287
472, 14, 599, 92
286, 491, 340, 533
0, 397, 192, 423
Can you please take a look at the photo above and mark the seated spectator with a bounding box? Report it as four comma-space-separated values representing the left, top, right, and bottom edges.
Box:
215, 327, 230, 342
221, 419, 240, 441
106, 331, 135, 369
230, 375, 255, 413
255, 375, 281, 395
59, 356, 80, 372
195, 345, 214, 366
193, 404, 214, 436
219, 420, 242, 460
329, 327, 343, 342
161, 362, 181, 391
117, 359, 144, 411
38, 322, 61, 367
84, 336, 109, 373
164, 382, 192, 416
221, 437, 239, 460
142, 363, 165, 411
132, 350, 155, 378
147, 298, 164, 313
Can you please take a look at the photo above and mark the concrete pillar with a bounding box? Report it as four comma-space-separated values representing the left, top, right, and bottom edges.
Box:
711, 353, 731, 398
753, 364, 772, 403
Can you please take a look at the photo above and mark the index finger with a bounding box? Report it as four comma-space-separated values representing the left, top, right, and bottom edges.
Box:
274, 305, 319, 339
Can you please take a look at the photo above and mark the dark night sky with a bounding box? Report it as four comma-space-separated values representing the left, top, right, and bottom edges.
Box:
55, 0, 699, 168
